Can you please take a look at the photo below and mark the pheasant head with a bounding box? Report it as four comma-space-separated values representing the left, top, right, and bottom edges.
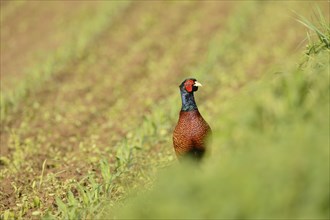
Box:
179, 78, 203, 112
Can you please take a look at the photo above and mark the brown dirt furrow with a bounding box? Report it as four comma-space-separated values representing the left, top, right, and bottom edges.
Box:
0, 2, 105, 92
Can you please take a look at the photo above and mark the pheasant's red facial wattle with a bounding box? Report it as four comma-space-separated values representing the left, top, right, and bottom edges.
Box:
184, 79, 195, 93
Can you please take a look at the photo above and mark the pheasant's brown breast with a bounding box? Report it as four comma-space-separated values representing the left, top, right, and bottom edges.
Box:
173, 110, 211, 157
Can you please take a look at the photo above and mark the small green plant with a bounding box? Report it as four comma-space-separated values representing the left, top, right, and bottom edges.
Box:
51, 160, 113, 219
296, 6, 330, 55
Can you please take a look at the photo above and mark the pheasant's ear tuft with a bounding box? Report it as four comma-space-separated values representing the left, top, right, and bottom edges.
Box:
184, 79, 195, 93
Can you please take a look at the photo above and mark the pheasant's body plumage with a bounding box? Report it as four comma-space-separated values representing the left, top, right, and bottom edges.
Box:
173, 110, 211, 159
173, 78, 211, 161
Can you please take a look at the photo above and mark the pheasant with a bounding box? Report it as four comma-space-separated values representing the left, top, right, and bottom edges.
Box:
173, 78, 211, 161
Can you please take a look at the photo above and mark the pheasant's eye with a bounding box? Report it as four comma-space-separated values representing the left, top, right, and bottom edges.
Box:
184, 80, 194, 93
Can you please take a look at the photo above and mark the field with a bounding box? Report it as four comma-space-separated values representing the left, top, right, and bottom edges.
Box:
0, 1, 329, 219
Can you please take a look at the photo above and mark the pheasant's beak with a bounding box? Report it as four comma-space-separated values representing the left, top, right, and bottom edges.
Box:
194, 81, 203, 87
